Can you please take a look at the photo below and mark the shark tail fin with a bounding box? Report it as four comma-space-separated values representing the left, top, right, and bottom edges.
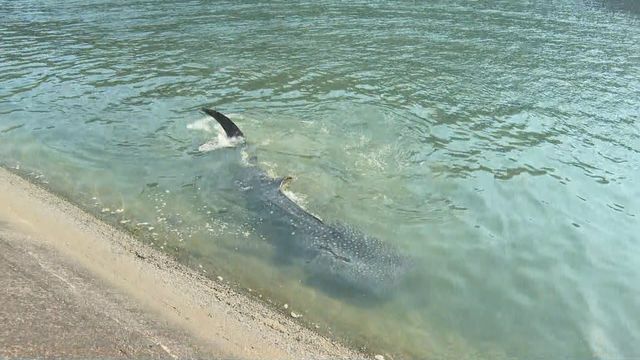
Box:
201, 108, 244, 138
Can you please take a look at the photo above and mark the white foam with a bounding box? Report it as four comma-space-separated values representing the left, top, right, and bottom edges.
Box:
281, 187, 308, 208
187, 117, 214, 133
279, 182, 323, 222
588, 323, 620, 359
198, 135, 244, 152
259, 161, 279, 178
240, 150, 252, 166
188, 116, 244, 152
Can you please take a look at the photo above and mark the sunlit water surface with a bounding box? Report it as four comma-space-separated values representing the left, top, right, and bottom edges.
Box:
1, 1, 639, 358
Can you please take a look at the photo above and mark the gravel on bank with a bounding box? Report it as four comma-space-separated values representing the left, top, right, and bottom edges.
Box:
0, 166, 368, 360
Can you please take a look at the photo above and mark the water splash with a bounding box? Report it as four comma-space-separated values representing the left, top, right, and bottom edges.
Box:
187, 116, 245, 151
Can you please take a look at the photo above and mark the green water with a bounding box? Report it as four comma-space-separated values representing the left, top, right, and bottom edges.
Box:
1, 1, 639, 358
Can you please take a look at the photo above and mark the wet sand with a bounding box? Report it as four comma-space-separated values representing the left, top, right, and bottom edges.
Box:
0, 167, 367, 359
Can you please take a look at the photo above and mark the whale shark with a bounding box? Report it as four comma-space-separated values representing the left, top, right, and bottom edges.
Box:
200, 108, 406, 299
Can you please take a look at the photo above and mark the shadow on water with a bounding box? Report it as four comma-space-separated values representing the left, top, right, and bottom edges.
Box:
302, 267, 406, 307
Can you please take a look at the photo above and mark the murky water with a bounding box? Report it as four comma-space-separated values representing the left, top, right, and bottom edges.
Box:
1, 1, 639, 358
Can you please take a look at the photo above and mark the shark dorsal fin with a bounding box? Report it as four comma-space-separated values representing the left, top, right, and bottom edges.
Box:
279, 176, 294, 191
278, 176, 324, 223
201, 108, 244, 138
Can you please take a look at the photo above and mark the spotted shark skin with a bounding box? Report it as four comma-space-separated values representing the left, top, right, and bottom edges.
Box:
201, 108, 406, 299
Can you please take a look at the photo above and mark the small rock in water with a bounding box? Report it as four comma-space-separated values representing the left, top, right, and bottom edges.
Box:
290, 312, 302, 319
283, 304, 289, 309
217, 276, 223, 282
374, 355, 385, 360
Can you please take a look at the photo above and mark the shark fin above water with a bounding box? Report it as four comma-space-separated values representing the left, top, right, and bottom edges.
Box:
278, 175, 324, 223
202, 108, 244, 138
278, 175, 294, 191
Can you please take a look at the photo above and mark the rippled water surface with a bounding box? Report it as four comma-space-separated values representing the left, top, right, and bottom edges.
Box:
1, 1, 639, 358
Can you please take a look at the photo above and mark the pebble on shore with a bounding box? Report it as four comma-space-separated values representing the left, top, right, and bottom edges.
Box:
290, 312, 302, 319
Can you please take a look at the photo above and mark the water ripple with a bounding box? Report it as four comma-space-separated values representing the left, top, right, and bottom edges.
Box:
1, 1, 639, 359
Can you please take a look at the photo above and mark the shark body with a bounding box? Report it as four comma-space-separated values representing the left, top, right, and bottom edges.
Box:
201, 108, 406, 299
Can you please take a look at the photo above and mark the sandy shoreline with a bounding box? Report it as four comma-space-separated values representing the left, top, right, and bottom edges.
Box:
0, 166, 368, 359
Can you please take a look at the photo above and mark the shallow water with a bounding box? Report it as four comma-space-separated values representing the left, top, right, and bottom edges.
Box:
1, 0, 639, 358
